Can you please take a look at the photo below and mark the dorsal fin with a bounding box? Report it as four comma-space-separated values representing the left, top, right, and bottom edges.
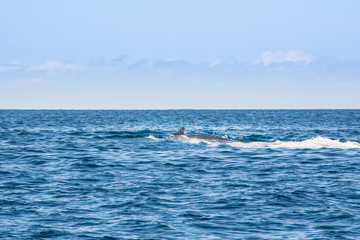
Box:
173, 127, 185, 135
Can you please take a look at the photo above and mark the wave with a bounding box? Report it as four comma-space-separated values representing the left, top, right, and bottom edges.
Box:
149, 135, 360, 149
228, 136, 360, 149
145, 134, 161, 140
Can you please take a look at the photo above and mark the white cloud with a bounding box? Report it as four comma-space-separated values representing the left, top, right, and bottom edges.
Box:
207, 58, 241, 70
128, 58, 152, 69
209, 58, 222, 68
112, 55, 127, 63
89, 57, 105, 66
153, 58, 190, 68
0, 61, 80, 72
127, 58, 191, 70
0, 61, 79, 72
0, 61, 28, 72
256, 50, 314, 66
29, 61, 79, 71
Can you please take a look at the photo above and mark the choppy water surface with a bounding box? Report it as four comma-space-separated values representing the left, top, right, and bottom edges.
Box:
1, 110, 360, 239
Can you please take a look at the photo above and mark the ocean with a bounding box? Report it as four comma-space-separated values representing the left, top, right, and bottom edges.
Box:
1, 110, 360, 239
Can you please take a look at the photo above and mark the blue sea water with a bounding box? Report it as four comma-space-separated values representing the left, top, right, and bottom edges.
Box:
1, 109, 360, 239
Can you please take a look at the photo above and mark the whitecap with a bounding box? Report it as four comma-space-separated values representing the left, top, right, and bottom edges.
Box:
172, 135, 222, 147
145, 135, 161, 140
228, 136, 360, 149
150, 134, 360, 149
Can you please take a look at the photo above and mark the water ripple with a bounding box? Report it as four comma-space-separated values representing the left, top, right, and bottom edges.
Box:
1, 110, 360, 239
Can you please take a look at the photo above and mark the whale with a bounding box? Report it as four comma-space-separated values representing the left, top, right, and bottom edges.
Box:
169, 127, 234, 142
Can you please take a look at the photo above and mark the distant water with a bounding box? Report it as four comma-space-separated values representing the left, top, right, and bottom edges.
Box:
1, 110, 360, 239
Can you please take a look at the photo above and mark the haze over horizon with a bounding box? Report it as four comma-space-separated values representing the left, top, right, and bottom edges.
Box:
1, 0, 360, 109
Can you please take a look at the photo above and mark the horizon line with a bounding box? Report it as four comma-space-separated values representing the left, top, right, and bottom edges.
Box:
1, 108, 359, 111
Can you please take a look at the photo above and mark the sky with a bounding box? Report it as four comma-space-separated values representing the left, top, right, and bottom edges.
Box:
1, 0, 360, 109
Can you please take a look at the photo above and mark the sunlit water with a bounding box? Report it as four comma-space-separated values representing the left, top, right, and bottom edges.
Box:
1, 110, 360, 239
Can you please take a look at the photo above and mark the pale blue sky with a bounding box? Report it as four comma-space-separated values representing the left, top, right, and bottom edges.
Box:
1, 0, 360, 109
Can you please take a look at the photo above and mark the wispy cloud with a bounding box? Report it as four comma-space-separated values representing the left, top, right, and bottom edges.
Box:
207, 58, 242, 71
4, 53, 359, 77
89, 57, 105, 66
0, 60, 79, 72
256, 50, 314, 66
127, 58, 193, 70
0, 61, 28, 72
209, 58, 222, 68
153, 58, 190, 68
128, 58, 152, 70
30, 61, 79, 71
112, 55, 127, 63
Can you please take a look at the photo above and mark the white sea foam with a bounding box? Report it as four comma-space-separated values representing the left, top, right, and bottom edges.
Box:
228, 136, 360, 149
177, 136, 221, 147
146, 134, 161, 140
174, 136, 360, 149
147, 134, 360, 149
